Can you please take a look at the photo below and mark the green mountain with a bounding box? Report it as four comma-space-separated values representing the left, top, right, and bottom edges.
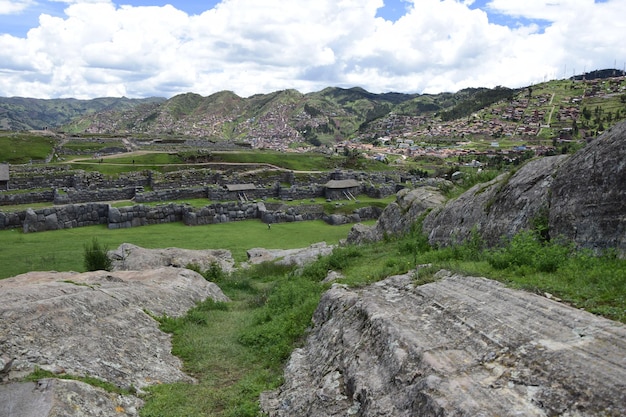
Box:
0, 96, 165, 131
2, 70, 625, 145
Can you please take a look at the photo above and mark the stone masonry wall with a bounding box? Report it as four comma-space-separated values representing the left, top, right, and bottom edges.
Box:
4, 201, 382, 232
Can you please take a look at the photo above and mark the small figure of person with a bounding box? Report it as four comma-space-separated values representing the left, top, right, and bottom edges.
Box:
267, 223, 271, 230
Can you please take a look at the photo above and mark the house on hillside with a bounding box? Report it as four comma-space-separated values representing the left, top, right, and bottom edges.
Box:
324, 179, 360, 200
225, 183, 256, 202
0, 164, 8, 190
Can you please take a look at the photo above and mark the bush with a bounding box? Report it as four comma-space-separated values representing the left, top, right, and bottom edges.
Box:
486, 231, 570, 273
83, 238, 112, 271
202, 261, 225, 282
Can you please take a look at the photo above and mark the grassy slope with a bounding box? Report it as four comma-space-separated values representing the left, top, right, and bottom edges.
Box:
0, 133, 55, 164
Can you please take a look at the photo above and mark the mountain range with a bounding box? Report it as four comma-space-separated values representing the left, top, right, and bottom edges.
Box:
1, 70, 624, 145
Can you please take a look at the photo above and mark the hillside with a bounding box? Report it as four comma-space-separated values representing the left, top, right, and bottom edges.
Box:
52, 73, 626, 147
1, 71, 625, 150
0, 96, 165, 131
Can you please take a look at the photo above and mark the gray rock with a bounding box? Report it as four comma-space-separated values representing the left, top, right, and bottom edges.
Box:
261, 273, 626, 416
108, 243, 235, 272
347, 186, 446, 244
550, 122, 626, 253
0, 267, 229, 390
424, 155, 568, 247
0, 379, 143, 417
246, 242, 335, 267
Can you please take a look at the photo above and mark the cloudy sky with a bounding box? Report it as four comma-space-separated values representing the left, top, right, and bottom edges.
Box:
0, 0, 624, 99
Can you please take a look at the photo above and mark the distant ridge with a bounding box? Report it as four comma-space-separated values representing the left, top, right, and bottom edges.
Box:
0, 96, 165, 131
1, 70, 625, 143
570, 68, 626, 81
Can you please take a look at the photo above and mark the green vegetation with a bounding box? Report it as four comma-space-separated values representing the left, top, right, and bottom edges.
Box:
439, 86, 518, 121
139, 223, 624, 416
0, 220, 360, 279
83, 237, 112, 271
24, 367, 136, 396
62, 150, 393, 174
62, 139, 125, 153
5, 209, 624, 416
0, 132, 55, 164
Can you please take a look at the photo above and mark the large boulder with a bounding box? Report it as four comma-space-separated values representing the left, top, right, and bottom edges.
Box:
0, 379, 143, 417
261, 272, 626, 416
0, 267, 229, 414
246, 242, 335, 267
422, 120, 626, 253
423, 155, 569, 247
109, 243, 235, 272
550, 122, 626, 253
347, 186, 446, 244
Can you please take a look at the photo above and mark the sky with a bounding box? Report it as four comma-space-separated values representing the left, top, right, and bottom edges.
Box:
0, 0, 624, 99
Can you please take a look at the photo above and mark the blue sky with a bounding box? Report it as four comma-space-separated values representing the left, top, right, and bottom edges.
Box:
0, 0, 623, 98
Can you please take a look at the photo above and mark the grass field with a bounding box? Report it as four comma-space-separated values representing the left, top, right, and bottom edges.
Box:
0, 219, 362, 279
0, 132, 55, 164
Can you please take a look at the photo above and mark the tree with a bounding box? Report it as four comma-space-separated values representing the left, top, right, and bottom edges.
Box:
84, 238, 112, 271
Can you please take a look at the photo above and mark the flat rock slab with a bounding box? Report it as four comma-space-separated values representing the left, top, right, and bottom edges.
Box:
108, 243, 235, 272
0, 267, 229, 390
0, 378, 143, 417
246, 242, 335, 266
261, 273, 626, 416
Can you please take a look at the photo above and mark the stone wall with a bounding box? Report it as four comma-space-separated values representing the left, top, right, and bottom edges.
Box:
108, 203, 188, 229
0, 190, 55, 206
135, 187, 208, 203
21, 203, 109, 233
2, 200, 382, 232
1, 166, 410, 207
53, 187, 138, 205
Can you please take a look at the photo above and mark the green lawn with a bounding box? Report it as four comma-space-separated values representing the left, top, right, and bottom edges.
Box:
0, 220, 362, 279
0, 133, 55, 164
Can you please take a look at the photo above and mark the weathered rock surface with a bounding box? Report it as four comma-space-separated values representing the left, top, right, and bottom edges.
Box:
423, 155, 569, 247
351, 121, 626, 255
347, 186, 447, 244
0, 378, 143, 417
0, 267, 229, 409
549, 123, 626, 253
423, 121, 626, 253
261, 272, 626, 416
109, 242, 235, 272
246, 242, 335, 266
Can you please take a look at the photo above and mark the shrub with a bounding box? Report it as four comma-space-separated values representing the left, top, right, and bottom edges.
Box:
202, 261, 225, 282
83, 238, 112, 271
486, 231, 569, 273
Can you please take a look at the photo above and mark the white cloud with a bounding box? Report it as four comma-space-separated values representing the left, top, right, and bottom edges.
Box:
0, 0, 624, 99
0, 0, 35, 15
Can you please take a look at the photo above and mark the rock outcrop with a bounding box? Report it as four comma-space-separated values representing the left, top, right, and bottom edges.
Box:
549, 123, 626, 253
261, 272, 626, 416
347, 186, 447, 244
109, 243, 235, 272
0, 267, 229, 415
352, 120, 626, 255
0, 379, 144, 417
423, 155, 569, 247
246, 242, 335, 267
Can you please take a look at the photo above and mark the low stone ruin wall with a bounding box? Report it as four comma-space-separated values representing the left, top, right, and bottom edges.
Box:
0, 190, 55, 206
134, 187, 208, 203
20, 203, 110, 233
2, 201, 382, 233
53, 187, 138, 205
